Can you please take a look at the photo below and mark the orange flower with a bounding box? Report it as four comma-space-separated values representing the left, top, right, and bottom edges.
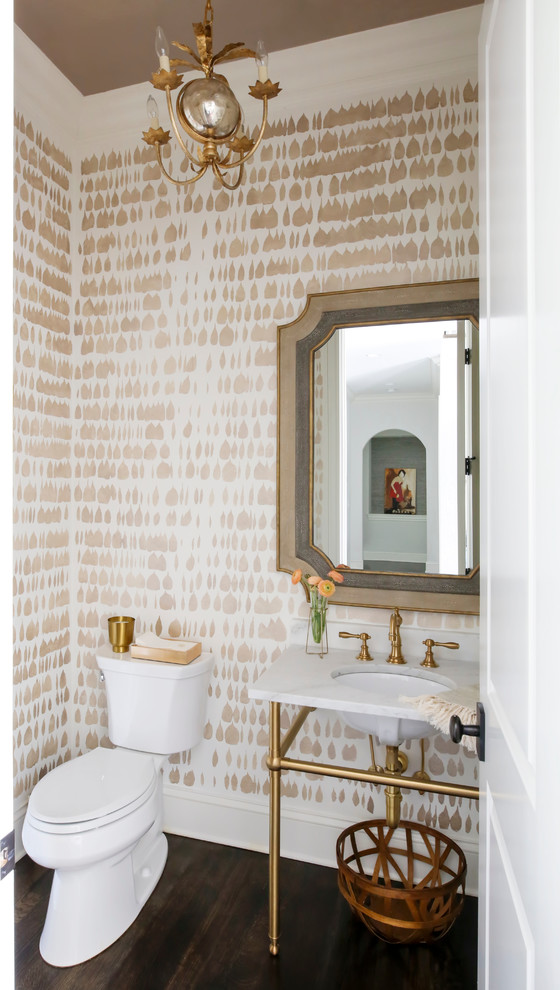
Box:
318, 579, 335, 598
327, 570, 344, 584
307, 575, 321, 586
291, 569, 302, 584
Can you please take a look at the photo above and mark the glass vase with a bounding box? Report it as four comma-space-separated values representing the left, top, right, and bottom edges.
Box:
306, 604, 328, 657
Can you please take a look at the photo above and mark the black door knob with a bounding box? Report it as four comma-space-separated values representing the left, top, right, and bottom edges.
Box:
449, 716, 479, 742
449, 702, 485, 761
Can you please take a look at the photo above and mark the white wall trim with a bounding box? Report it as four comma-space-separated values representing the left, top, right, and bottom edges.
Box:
163, 785, 479, 896
364, 550, 427, 563
367, 514, 429, 523
14, 784, 479, 896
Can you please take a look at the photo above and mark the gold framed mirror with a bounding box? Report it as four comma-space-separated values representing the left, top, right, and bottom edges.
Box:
277, 279, 479, 614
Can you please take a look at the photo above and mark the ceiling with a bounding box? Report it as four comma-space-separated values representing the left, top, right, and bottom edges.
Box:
14, 0, 479, 96
343, 322, 448, 398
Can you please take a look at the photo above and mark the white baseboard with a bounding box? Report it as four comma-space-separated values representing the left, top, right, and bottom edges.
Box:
15, 786, 478, 896
363, 550, 427, 564
163, 786, 479, 897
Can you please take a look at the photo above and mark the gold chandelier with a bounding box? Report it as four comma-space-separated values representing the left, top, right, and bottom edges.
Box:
142, 0, 281, 190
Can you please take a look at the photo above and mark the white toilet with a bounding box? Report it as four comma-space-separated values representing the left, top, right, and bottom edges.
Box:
22, 644, 213, 967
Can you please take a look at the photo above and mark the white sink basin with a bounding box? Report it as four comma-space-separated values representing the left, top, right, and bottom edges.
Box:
331, 666, 455, 746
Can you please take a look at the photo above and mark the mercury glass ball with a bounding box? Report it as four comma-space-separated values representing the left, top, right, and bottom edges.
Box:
180, 77, 241, 140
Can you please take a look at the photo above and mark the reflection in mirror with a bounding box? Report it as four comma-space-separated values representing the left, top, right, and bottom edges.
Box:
277, 279, 479, 613
313, 319, 477, 578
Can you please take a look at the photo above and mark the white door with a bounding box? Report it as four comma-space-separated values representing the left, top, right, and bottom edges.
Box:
479, 0, 560, 987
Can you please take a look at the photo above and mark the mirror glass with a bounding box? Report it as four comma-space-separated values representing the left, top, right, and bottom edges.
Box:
277, 279, 479, 613
313, 318, 478, 578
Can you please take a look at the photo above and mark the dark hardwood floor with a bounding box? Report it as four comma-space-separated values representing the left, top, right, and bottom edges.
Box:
15, 834, 478, 989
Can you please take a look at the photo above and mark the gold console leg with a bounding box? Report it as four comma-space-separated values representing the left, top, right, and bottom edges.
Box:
385, 745, 403, 828
268, 701, 281, 956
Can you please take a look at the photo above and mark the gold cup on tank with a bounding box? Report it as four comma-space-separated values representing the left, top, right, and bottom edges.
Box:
107, 616, 135, 653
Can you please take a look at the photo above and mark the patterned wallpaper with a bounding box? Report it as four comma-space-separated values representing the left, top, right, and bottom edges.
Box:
14, 67, 479, 847
13, 112, 73, 802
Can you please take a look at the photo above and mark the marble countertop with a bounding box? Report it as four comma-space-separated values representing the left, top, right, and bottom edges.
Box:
248, 645, 479, 722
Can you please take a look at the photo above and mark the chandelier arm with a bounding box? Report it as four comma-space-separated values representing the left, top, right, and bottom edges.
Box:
164, 87, 201, 166
219, 97, 269, 170
212, 160, 244, 191
155, 144, 208, 187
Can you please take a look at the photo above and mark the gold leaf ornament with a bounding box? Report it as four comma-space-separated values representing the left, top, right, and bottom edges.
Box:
249, 79, 281, 101
212, 45, 256, 67
228, 133, 254, 154
142, 127, 171, 146
151, 68, 184, 91
193, 21, 212, 65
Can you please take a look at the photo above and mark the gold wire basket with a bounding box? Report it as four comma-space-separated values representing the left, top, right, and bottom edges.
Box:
336, 819, 466, 944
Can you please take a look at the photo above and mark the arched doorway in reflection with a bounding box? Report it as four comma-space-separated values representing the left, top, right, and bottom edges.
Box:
313, 317, 475, 578
361, 430, 429, 573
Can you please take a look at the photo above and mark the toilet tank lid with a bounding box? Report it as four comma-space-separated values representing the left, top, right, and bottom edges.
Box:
96, 645, 213, 679
28, 748, 157, 825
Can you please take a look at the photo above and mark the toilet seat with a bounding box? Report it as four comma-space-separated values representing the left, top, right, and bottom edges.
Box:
27, 748, 158, 835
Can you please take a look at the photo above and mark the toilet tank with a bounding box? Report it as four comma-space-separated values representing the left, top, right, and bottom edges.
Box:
96, 646, 213, 754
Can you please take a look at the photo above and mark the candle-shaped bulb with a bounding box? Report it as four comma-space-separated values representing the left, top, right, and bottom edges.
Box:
255, 40, 269, 82
155, 25, 171, 71
147, 95, 160, 129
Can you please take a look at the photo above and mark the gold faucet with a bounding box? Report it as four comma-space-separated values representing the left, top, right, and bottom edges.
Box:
338, 631, 373, 661
420, 639, 459, 668
387, 607, 406, 664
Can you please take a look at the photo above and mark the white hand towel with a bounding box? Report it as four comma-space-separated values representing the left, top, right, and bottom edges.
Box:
400, 684, 479, 753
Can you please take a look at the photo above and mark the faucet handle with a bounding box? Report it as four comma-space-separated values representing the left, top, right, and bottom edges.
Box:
421, 639, 459, 668
339, 631, 373, 662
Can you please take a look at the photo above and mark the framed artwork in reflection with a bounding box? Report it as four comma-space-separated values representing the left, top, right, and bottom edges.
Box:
384, 468, 417, 514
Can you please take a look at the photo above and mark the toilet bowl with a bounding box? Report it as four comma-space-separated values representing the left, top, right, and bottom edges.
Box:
22, 647, 212, 967
23, 747, 166, 967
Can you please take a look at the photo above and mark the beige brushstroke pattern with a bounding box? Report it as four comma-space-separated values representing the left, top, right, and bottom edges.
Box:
14, 74, 479, 844
14, 114, 73, 799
